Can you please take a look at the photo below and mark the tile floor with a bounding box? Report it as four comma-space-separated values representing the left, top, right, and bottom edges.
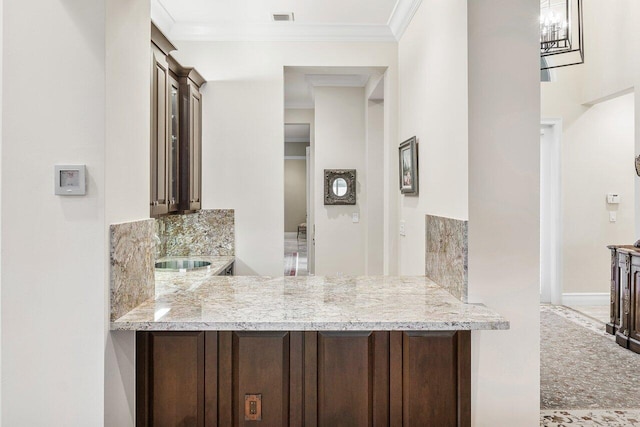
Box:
284, 232, 309, 276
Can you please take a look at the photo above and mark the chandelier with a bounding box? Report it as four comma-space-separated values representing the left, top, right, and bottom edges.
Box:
540, 0, 583, 70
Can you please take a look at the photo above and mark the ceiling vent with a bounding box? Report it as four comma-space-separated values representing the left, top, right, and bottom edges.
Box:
272, 13, 294, 22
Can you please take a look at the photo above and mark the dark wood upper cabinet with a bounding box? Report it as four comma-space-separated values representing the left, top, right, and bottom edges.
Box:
150, 23, 175, 216
150, 23, 204, 217
169, 56, 205, 213
168, 75, 180, 212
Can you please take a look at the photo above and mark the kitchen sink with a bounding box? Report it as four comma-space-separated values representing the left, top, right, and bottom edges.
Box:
155, 260, 211, 271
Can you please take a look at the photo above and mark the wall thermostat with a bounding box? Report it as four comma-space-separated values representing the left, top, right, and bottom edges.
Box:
54, 165, 86, 196
606, 193, 620, 204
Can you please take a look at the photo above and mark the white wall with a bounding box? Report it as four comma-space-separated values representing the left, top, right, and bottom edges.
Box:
104, 1, 150, 425
0, 0, 4, 421
467, 1, 540, 425
314, 86, 366, 275
173, 41, 398, 276
397, 0, 469, 275
541, 0, 638, 296
366, 97, 384, 275
580, 0, 636, 104
284, 160, 306, 232
2, 0, 106, 424
571, 1, 640, 244
3, 1, 149, 425
543, 77, 635, 294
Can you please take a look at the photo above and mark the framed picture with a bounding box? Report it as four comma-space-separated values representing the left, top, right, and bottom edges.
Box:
399, 136, 418, 195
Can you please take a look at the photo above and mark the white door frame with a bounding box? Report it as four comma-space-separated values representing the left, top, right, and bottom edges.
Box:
540, 118, 562, 304
306, 145, 314, 274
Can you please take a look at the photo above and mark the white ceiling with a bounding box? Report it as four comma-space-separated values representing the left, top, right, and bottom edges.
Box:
284, 66, 386, 109
152, 2, 396, 108
152, 0, 422, 42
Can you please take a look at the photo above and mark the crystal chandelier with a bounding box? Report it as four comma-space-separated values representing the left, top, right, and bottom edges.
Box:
540, 0, 584, 70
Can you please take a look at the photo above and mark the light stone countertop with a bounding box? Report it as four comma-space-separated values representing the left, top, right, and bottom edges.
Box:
111, 273, 509, 331
154, 255, 235, 296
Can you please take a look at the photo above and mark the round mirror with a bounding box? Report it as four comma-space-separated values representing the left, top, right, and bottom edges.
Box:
332, 178, 348, 197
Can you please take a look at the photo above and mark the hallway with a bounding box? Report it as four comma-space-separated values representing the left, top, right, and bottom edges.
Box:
540, 305, 640, 426
284, 232, 309, 276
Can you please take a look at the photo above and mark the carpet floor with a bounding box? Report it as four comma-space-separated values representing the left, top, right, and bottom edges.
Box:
541, 306, 640, 419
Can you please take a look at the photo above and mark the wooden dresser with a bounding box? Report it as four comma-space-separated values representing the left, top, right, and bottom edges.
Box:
607, 245, 640, 354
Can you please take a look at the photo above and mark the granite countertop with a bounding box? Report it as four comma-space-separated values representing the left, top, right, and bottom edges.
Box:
111, 273, 509, 332
154, 255, 235, 296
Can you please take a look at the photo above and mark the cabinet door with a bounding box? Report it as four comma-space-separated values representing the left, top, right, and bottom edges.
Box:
167, 76, 180, 212
607, 249, 618, 334
217, 331, 301, 427
189, 87, 202, 211
391, 331, 470, 427
178, 80, 202, 212
629, 259, 640, 351
302, 331, 389, 427
616, 254, 631, 348
137, 331, 210, 427
150, 47, 169, 216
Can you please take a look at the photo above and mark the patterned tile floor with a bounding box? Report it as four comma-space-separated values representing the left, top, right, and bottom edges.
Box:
541, 305, 640, 426
284, 232, 308, 276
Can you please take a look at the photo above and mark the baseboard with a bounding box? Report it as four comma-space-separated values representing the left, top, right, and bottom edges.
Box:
562, 292, 609, 306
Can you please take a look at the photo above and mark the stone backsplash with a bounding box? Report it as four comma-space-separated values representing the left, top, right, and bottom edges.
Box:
110, 219, 155, 321
110, 209, 235, 321
425, 215, 468, 302
156, 209, 235, 257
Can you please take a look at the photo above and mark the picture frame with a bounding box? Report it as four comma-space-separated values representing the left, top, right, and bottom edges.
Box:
324, 169, 356, 205
399, 136, 418, 195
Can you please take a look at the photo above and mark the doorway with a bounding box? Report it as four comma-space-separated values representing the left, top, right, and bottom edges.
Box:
284, 123, 311, 276
540, 119, 562, 304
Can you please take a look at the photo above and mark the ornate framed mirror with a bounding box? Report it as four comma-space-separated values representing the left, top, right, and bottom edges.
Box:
324, 169, 356, 205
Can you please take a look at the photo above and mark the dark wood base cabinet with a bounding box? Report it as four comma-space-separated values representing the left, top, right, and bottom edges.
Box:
607, 246, 640, 354
136, 330, 470, 427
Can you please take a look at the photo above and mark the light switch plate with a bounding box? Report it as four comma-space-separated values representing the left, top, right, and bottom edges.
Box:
400, 220, 406, 236
352, 213, 359, 223
609, 212, 617, 222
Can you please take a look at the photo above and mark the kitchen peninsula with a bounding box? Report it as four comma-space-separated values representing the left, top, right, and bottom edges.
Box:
110, 213, 507, 426
112, 270, 507, 426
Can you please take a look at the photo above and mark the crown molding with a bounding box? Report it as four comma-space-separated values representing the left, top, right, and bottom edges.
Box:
151, 0, 421, 42
305, 74, 369, 88
151, 0, 176, 36
163, 22, 396, 42
388, 0, 422, 40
